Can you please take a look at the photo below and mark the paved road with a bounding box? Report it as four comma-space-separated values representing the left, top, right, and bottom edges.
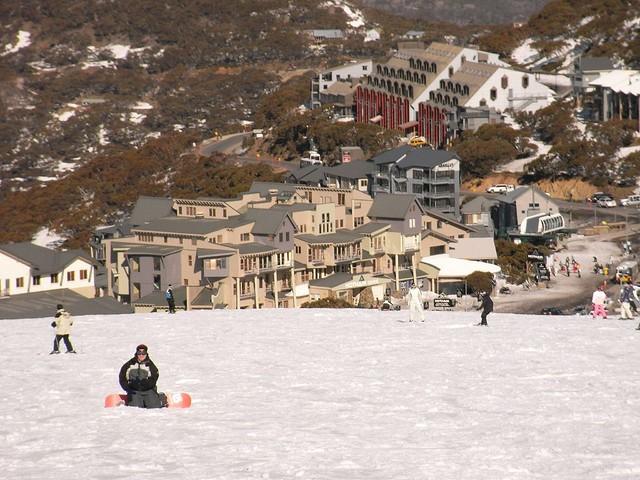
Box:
201, 132, 251, 156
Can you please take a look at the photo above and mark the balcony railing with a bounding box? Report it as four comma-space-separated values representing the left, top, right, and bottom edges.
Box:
334, 253, 362, 262
404, 241, 421, 252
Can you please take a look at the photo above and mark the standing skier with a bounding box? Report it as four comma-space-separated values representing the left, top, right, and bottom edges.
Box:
476, 291, 493, 327
406, 283, 424, 322
50, 304, 76, 354
166, 284, 176, 314
592, 286, 608, 319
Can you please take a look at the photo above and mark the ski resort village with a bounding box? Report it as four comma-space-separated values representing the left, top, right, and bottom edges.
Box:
3, 37, 640, 318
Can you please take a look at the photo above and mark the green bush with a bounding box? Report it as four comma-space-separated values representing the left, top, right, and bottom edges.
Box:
301, 297, 353, 308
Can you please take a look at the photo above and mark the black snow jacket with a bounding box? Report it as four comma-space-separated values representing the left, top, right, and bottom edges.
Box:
479, 294, 494, 313
119, 356, 160, 393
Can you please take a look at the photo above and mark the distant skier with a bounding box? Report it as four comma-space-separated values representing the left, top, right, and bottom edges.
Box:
592, 286, 608, 319
166, 285, 176, 314
119, 344, 165, 408
476, 291, 493, 327
619, 283, 635, 320
406, 283, 424, 322
50, 304, 76, 354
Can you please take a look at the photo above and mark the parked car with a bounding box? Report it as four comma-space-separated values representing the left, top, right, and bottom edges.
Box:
409, 136, 428, 147
619, 195, 640, 207
596, 197, 616, 208
586, 192, 612, 203
486, 184, 515, 194
541, 307, 564, 315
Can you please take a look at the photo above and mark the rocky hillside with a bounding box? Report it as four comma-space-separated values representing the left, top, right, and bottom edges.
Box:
362, 0, 550, 25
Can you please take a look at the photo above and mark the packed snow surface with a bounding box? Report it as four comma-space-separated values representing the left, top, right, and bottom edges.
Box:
3, 308, 640, 479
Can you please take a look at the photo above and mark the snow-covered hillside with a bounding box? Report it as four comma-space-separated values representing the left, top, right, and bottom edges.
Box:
3, 308, 640, 479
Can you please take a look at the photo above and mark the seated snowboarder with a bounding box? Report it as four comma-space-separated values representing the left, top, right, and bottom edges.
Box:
119, 344, 166, 408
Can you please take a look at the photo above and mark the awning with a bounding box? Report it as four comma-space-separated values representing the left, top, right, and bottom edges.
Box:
285, 283, 310, 298
420, 254, 501, 278
398, 121, 418, 129
369, 115, 382, 123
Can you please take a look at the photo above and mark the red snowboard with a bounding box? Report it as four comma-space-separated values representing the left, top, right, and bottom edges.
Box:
104, 392, 191, 408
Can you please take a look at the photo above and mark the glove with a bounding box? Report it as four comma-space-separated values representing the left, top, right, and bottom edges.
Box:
51, 322, 56, 328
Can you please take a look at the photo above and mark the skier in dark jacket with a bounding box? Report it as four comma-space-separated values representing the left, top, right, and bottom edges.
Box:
119, 344, 165, 408
476, 291, 493, 327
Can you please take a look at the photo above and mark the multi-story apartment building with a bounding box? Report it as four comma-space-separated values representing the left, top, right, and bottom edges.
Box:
311, 60, 373, 111
99, 180, 475, 310
369, 145, 461, 215
355, 42, 508, 134
420, 61, 554, 147
355, 41, 555, 148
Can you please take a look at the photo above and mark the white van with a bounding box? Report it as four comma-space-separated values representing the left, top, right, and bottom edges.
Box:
299, 151, 322, 168
620, 195, 640, 207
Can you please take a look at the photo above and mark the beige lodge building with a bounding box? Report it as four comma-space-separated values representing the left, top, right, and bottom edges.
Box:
95, 182, 476, 312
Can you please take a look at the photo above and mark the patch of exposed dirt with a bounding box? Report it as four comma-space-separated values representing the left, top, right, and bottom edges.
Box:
464, 175, 634, 201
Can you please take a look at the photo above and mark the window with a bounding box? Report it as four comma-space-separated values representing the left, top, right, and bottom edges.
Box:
241, 233, 250, 242
154, 257, 161, 271
33, 275, 41, 286
437, 220, 443, 228
223, 209, 227, 218
286, 232, 290, 242
354, 217, 364, 227
80, 270, 88, 280
338, 193, 345, 205
295, 245, 302, 254
50, 273, 59, 283
279, 232, 284, 242
164, 236, 168, 243
67, 271, 75, 282
413, 170, 423, 179
153, 275, 161, 290
191, 238, 197, 246
501, 75, 508, 89
490, 88, 497, 101
188, 255, 193, 267
130, 256, 140, 272
409, 218, 416, 228
16, 277, 24, 288
522, 75, 529, 88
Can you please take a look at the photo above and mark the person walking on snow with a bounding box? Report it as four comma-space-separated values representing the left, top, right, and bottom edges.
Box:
406, 283, 424, 322
619, 283, 635, 320
119, 344, 165, 408
476, 291, 493, 326
592, 286, 608, 319
166, 284, 176, 313
50, 304, 76, 354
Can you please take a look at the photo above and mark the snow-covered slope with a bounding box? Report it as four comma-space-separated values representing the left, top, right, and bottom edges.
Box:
3, 308, 640, 479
